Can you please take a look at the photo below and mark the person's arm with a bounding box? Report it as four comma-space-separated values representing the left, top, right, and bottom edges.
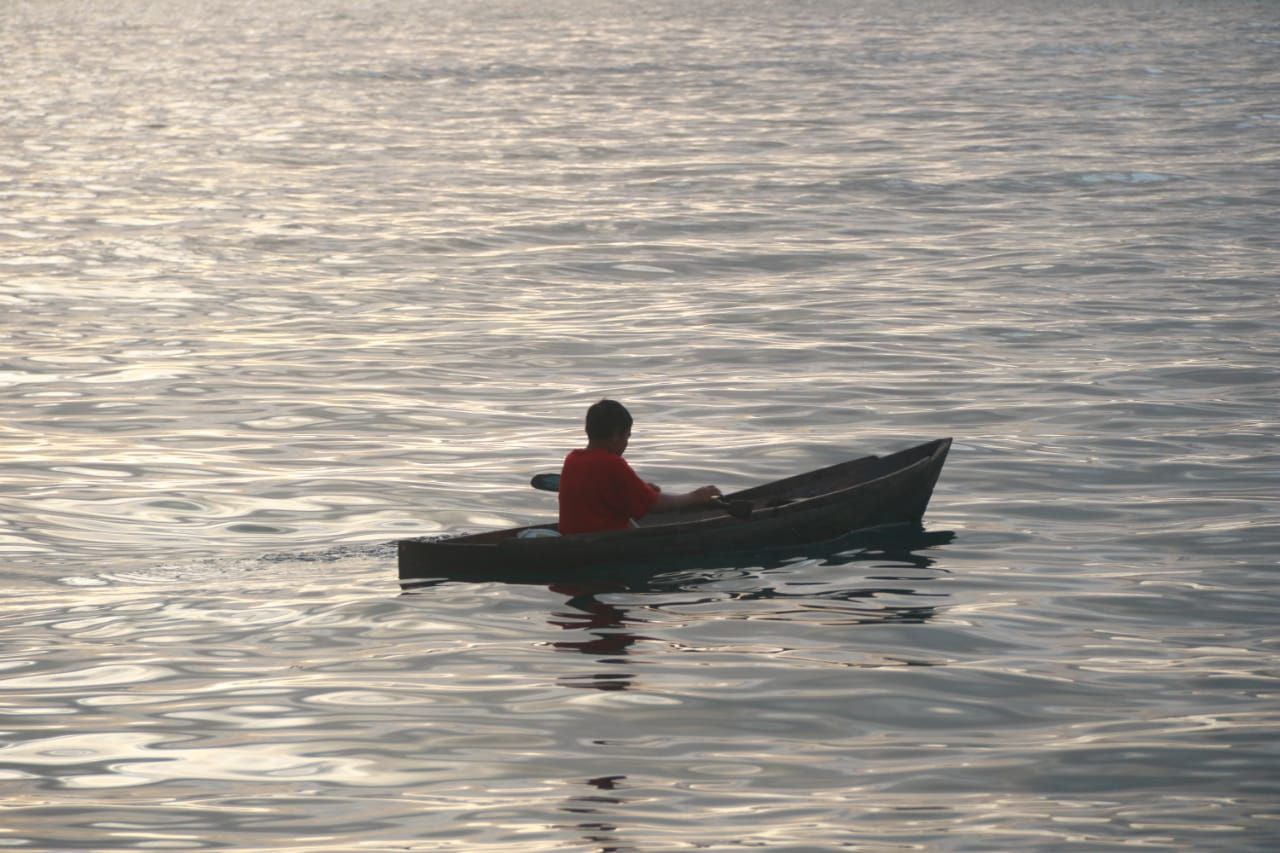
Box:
651, 485, 721, 513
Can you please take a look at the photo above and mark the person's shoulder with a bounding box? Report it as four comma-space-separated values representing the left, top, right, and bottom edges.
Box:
565, 447, 616, 464
568, 448, 631, 470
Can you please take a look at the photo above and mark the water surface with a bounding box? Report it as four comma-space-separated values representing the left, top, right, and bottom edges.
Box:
1, 0, 1277, 849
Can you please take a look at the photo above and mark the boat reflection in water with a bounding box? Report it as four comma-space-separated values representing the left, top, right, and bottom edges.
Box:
537, 527, 953, 850
400, 527, 953, 851
544, 528, 954, 689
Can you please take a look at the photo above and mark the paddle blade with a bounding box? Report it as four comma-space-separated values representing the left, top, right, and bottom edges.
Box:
531, 473, 561, 492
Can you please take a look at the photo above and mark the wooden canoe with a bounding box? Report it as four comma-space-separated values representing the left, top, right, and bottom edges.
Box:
398, 437, 951, 584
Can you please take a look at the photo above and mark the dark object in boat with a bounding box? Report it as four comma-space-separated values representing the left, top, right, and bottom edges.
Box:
398, 438, 951, 583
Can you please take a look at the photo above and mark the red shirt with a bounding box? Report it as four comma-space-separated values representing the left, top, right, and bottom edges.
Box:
558, 448, 658, 535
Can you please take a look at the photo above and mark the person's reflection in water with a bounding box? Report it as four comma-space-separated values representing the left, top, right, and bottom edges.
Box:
547, 583, 646, 691
557, 775, 629, 852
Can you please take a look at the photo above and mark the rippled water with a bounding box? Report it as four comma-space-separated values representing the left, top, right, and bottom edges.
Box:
2, 0, 1278, 849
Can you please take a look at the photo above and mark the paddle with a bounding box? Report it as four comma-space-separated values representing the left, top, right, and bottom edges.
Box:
530, 473, 562, 492
530, 473, 753, 520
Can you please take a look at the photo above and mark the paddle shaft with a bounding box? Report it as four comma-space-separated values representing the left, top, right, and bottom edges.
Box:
530, 473, 750, 519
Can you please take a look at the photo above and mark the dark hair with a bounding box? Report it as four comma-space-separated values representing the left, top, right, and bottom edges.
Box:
585, 399, 633, 441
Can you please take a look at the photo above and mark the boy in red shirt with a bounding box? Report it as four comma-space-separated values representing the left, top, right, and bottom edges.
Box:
558, 400, 722, 535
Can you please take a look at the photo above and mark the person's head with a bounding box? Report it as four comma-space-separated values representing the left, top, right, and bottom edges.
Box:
585, 399, 633, 454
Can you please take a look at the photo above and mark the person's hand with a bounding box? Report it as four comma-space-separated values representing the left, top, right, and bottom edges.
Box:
652, 485, 723, 513
691, 485, 722, 504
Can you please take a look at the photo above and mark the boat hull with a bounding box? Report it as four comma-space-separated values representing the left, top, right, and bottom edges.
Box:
398, 438, 951, 583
